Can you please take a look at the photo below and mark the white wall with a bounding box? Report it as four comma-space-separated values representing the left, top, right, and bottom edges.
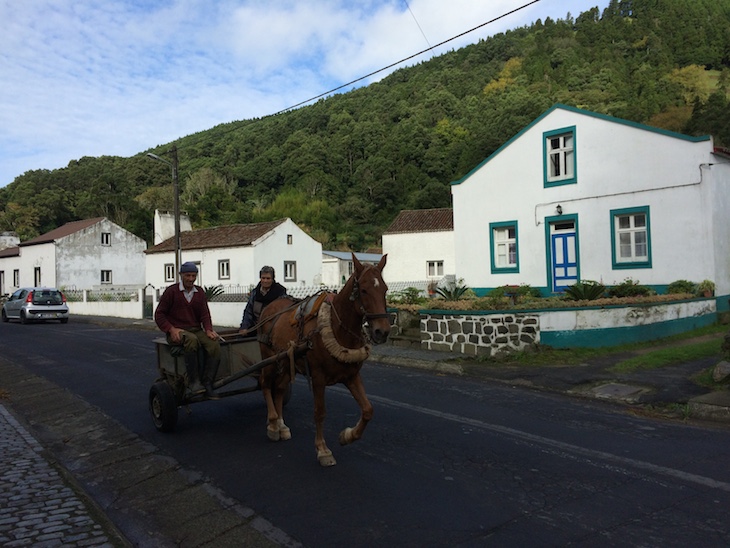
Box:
452, 106, 721, 292
382, 230, 455, 284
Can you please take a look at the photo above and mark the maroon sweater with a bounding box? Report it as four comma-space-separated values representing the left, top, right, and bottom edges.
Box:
155, 284, 213, 334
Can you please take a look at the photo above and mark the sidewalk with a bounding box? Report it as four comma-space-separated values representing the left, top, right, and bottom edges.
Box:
1, 315, 729, 547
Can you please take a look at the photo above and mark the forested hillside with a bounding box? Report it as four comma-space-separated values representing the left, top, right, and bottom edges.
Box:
1, 0, 729, 249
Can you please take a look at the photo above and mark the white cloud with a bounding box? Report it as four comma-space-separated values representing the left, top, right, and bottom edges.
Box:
0, 0, 608, 187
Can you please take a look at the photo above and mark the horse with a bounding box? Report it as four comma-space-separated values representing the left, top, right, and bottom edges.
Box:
256, 253, 390, 466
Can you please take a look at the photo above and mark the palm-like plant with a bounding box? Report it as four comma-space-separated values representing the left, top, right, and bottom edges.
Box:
204, 284, 225, 301
564, 280, 606, 301
434, 279, 470, 301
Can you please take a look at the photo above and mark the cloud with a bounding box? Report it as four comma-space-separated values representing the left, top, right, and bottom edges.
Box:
0, 0, 606, 187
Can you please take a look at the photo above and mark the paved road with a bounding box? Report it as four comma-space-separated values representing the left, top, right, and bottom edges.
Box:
2, 318, 730, 547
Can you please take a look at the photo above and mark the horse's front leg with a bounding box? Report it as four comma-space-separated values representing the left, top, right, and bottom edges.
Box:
312, 382, 336, 466
339, 373, 373, 446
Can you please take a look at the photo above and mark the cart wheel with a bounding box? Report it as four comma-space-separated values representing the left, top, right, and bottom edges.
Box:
149, 382, 178, 432
283, 383, 293, 407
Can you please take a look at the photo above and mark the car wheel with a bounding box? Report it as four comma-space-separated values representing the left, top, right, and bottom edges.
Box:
1, 309, 7, 323
149, 382, 178, 433
20, 310, 28, 324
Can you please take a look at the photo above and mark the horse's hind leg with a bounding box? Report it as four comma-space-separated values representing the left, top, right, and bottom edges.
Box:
312, 382, 336, 466
261, 363, 290, 442
339, 374, 373, 446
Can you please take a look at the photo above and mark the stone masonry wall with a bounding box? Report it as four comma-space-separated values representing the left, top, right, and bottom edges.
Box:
421, 313, 539, 357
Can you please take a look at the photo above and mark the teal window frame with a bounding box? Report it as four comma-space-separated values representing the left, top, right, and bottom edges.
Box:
610, 206, 652, 269
490, 221, 519, 274
543, 126, 577, 187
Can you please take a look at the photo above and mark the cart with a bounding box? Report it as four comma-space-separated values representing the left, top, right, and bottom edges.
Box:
149, 329, 305, 432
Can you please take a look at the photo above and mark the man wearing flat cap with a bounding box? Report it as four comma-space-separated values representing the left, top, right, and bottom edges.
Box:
155, 261, 221, 399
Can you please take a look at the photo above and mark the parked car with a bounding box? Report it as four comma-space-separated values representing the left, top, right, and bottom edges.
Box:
1, 287, 69, 324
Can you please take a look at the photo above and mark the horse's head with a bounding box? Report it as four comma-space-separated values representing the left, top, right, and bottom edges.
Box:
350, 253, 391, 345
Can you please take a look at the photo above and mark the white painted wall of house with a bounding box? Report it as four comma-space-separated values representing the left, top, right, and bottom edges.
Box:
382, 230, 455, 284
56, 219, 147, 290
452, 107, 724, 293
145, 218, 323, 292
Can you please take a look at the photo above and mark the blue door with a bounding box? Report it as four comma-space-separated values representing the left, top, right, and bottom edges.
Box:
551, 224, 578, 292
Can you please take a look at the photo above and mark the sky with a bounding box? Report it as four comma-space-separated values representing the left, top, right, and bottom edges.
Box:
0, 0, 609, 189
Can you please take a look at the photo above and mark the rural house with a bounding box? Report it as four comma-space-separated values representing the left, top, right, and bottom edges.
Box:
450, 103, 730, 307
144, 218, 323, 291
381, 208, 455, 287
321, 251, 384, 287
0, 217, 147, 294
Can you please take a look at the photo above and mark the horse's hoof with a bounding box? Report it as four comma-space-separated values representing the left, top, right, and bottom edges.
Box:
267, 427, 281, 442
279, 426, 292, 441
318, 450, 337, 467
339, 427, 353, 446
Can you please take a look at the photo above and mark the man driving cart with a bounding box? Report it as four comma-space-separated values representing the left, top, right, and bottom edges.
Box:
155, 262, 221, 399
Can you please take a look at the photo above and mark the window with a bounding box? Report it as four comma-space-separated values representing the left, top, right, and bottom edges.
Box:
284, 261, 297, 282
101, 232, 111, 246
13, 269, 19, 287
427, 261, 444, 278
611, 206, 651, 269
544, 127, 576, 187
287, 234, 293, 245
490, 221, 519, 273
101, 270, 112, 284
218, 259, 230, 280
164, 264, 175, 282
34, 267, 41, 286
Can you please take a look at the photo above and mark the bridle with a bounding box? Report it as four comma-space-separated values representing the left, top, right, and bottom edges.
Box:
349, 268, 390, 322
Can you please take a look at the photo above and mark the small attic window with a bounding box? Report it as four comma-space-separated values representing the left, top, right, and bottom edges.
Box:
101, 232, 111, 246
287, 234, 293, 245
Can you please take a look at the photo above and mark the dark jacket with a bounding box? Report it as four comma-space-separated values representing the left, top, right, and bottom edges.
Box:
240, 282, 287, 332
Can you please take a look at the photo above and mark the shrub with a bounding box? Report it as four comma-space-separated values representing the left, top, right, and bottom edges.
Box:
388, 287, 426, 306
607, 278, 653, 298
435, 279, 470, 301
564, 280, 606, 301
696, 280, 715, 297
205, 285, 225, 301
667, 280, 696, 294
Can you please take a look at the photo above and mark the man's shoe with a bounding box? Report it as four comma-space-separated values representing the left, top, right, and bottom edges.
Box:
204, 383, 220, 400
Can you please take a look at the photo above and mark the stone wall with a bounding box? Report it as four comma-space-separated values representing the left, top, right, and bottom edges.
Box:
421, 313, 539, 357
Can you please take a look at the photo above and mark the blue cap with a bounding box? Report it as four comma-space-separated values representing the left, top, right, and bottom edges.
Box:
180, 262, 198, 273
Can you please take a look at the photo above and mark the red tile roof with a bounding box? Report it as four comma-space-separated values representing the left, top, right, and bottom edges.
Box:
383, 208, 453, 234
19, 218, 105, 247
145, 219, 288, 254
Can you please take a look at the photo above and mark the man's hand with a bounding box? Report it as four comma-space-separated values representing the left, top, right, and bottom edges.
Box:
169, 327, 183, 344
206, 329, 219, 341
239, 328, 249, 336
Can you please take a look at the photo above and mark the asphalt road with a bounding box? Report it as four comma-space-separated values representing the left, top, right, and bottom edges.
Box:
3, 319, 730, 547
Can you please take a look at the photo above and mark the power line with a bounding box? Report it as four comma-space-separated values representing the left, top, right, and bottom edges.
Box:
404, 0, 432, 49
172, 0, 541, 154
273, 0, 540, 115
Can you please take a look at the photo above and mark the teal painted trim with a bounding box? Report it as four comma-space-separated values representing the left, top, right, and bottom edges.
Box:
489, 220, 519, 274
610, 205, 652, 269
541, 313, 717, 349
450, 103, 710, 187
543, 126, 577, 187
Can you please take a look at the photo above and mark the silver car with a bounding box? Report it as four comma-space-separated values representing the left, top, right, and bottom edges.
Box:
2, 287, 69, 324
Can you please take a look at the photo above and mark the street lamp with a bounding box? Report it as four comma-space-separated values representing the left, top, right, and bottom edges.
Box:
146, 145, 181, 277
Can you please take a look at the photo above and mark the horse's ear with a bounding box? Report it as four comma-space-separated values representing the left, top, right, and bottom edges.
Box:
377, 254, 387, 271
352, 252, 363, 273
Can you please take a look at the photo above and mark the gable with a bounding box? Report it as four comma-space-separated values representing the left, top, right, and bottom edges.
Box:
19, 218, 105, 247
451, 104, 712, 187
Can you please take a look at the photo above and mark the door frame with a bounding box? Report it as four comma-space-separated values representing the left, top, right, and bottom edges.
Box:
544, 213, 580, 293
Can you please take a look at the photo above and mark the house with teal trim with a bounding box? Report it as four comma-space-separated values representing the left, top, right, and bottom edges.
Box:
450, 104, 730, 308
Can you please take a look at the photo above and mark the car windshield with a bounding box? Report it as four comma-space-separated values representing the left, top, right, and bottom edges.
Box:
32, 290, 63, 305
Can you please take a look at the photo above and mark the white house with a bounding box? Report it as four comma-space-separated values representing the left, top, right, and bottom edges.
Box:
0, 217, 147, 293
381, 208, 455, 285
145, 218, 323, 291
450, 103, 730, 301
321, 251, 384, 286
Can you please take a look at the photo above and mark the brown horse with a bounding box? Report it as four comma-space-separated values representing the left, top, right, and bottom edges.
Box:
257, 254, 390, 466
